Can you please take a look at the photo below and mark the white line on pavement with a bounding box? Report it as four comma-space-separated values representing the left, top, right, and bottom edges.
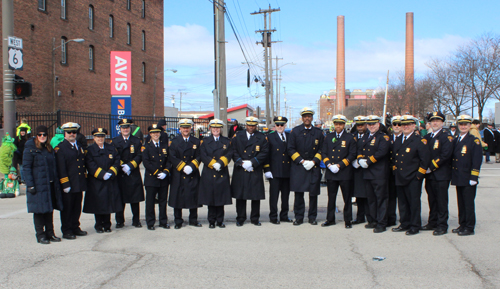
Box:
0, 209, 26, 219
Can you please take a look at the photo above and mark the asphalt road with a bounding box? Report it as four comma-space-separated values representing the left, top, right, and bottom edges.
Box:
1, 162, 499, 288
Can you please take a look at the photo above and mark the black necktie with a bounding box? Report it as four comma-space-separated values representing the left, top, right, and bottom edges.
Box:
337, 133, 340, 139
156, 142, 159, 148
185, 139, 188, 143
431, 133, 434, 138
215, 137, 219, 142
124, 138, 128, 144
403, 136, 407, 143
280, 133, 285, 142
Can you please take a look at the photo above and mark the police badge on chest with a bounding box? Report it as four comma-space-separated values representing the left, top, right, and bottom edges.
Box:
130, 145, 135, 153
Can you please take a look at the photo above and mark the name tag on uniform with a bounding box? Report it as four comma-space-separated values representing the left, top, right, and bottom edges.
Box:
130, 145, 135, 153
162, 148, 167, 154
193, 145, 197, 149
341, 141, 346, 147
433, 140, 439, 150
109, 154, 113, 159
370, 138, 376, 146
461, 146, 467, 154
406, 148, 411, 153
256, 145, 260, 152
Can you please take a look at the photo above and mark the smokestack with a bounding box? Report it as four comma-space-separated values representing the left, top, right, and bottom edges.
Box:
405, 12, 414, 94
336, 15, 345, 115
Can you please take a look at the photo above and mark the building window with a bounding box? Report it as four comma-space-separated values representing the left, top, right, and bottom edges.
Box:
142, 30, 146, 51
127, 23, 131, 45
61, 0, 66, 19
109, 15, 114, 38
127, 0, 131, 10
89, 5, 94, 30
141, 0, 145, 18
38, 0, 46, 11
61, 36, 67, 64
142, 62, 146, 82
89, 46, 94, 71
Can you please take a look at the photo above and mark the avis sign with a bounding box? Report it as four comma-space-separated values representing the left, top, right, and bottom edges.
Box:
110, 51, 131, 95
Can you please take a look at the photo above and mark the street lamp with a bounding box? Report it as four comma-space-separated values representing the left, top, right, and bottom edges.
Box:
52, 38, 85, 112
152, 67, 177, 117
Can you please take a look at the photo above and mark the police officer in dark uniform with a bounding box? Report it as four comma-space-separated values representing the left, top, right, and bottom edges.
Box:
356, 115, 390, 233
321, 115, 356, 228
83, 128, 122, 233
387, 116, 403, 227
199, 119, 233, 228
288, 107, 325, 226
142, 124, 171, 230
145, 119, 170, 144
55, 122, 88, 239
112, 119, 145, 228
351, 116, 372, 225
451, 115, 482, 236
231, 116, 269, 226
422, 112, 454, 235
168, 119, 202, 229
263, 116, 292, 224
391, 115, 430, 235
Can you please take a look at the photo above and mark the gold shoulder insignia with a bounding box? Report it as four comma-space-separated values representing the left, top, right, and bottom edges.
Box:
200, 140, 203, 145
54, 147, 60, 153
422, 139, 427, 145
169, 140, 172, 146
448, 136, 453, 142
141, 146, 146, 152
383, 135, 389, 141
474, 139, 480, 145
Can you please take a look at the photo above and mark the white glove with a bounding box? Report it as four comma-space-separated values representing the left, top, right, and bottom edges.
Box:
352, 159, 360, 169
426, 168, 432, 174
157, 172, 167, 180
247, 166, 254, 172
303, 160, 315, 171
329, 165, 339, 174
121, 164, 131, 174
265, 172, 273, 179
126, 170, 131, 176
63, 187, 71, 193
359, 159, 368, 169
183, 165, 193, 175
242, 160, 252, 170
212, 162, 222, 171
469, 180, 477, 186
103, 172, 112, 180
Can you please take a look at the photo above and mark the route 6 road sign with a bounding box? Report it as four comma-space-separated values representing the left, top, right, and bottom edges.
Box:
8, 48, 23, 70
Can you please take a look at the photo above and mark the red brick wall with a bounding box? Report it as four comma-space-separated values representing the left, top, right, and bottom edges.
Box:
0, 0, 164, 116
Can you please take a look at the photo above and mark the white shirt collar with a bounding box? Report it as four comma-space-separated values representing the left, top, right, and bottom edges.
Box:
432, 128, 442, 136
335, 131, 344, 138
246, 131, 254, 139
304, 125, 312, 130
402, 131, 414, 143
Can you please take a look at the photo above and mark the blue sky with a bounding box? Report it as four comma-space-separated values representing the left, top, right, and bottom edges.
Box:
163, 0, 500, 117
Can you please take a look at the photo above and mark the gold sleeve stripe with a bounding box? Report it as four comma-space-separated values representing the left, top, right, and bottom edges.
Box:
110, 166, 118, 175
163, 169, 170, 173
323, 158, 330, 163
263, 164, 270, 168
154, 169, 159, 176
177, 161, 186, 171
94, 168, 103, 178
314, 153, 322, 161
208, 159, 217, 169
191, 159, 200, 169
418, 167, 426, 174
471, 171, 479, 176
130, 160, 138, 168
357, 155, 364, 159
432, 159, 439, 169
60, 177, 69, 184
369, 156, 377, 163
120, 160, 124, 165
291, 152, 300, 161
220, 156, 229, 166
342, 159, 350, 166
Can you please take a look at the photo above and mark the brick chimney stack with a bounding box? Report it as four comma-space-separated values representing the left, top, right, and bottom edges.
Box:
336, 15, 345, 115
405, 12, 414, 94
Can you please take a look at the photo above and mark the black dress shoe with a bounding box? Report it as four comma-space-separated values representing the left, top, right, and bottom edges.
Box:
217, 223, 226, 228
321, 221, 336, 227
95, 229, 104, 234
352, 219, 366, 225
433, 229, 447, 236
37, 237, 50, 245
116, 223, 124, 229
189, 222, 202, 227
104, 229, 112, 233
386, 222, 397, 227
270, 219, 280, 225
62, 234, 76, 240
452, 227, 463, 234
392, 226, 409, 232
74, 230, 88, 236
147, 226, 155, 230
133, 222, 142, 228
159, 223, 170, 229
309, 220, 318, 225
373, 227, 386, 233
421, 224, 436, 231
293, 220, 303, 226
174, 224, 182, 229
345, 222, 352, 229
365, 222, 376, 229
458, 229, 474, 236
236, 222, 244, 227
48, 236, 61, 242
251, 221, 262, 226
406, 229, 419, 235
209, 223, 215, 229
280, 218, 293, 223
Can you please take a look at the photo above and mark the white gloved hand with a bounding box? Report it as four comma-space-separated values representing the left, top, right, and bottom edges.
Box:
359, 159, 368, 169
157, 172, 167, 180
63, 187, 71, 193
183, 165, 193, 175
121, 164, 131, 174
426, 168, 432, 174
212, 162, 222, 171
352, 159, 360, 169
469, 180, 478, 186
329, 165, 340, 174
247, 166, 254, 172
103, 172, 112, 180
126, 170, 131, 176
303, 160, 315, 171
265, 171, 273, 179
242, 160, 252, 170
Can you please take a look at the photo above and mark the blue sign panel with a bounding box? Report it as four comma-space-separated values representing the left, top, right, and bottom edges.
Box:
111, 96, 131, 138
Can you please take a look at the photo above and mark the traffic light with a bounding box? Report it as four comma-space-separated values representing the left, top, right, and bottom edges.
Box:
14, 81, 32, 98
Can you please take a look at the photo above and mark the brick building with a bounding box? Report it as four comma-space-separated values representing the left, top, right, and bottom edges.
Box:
0, 0, 164, 116
318, 89, 383, 124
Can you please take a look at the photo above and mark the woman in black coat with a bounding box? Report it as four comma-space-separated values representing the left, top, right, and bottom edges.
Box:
23, 125, 63, 244
83, 128, 122, 233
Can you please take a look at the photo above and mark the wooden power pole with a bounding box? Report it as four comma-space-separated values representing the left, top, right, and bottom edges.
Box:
214, 0, 227, 134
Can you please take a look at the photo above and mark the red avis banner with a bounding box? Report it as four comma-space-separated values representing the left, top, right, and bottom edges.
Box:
110, 51, 131, 95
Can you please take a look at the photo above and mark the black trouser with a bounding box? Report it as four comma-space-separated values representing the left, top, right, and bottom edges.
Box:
236, 199, 260, 223
60, 192, 83, 235
293, 192, 318, 222
355, 197, 373, 223
387, 175, 398, 225
145, 186, 168, 227
208, 206, 224, 224
326, 180, 352, 223
174, 208, 198, 225
456, 185, 476, 231
424, 178, 450, 230
269, 177, 290, 221
115, 202, 140, 225
95, 214, 111, 230
365, 179, 388, 228
396, 178, 423, 231
34, 212, 54, 240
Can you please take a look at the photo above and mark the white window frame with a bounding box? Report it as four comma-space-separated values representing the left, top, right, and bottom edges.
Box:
61, 37, 67, 64
89, 5, 94, 30
61, 0, 66, 19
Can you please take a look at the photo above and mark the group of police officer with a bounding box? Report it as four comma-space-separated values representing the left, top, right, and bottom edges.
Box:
51, 107, 481, 239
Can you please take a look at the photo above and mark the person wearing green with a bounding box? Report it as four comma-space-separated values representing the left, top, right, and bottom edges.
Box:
16, 119, 31, 137
50, 127, 65, 148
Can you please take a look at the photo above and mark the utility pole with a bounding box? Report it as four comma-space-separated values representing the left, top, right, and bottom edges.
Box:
251, 5, 280, 128
273, 56, 283, 115
3, 0, 15, 136
214, 0, 227, 134
178, 90, 186, 117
